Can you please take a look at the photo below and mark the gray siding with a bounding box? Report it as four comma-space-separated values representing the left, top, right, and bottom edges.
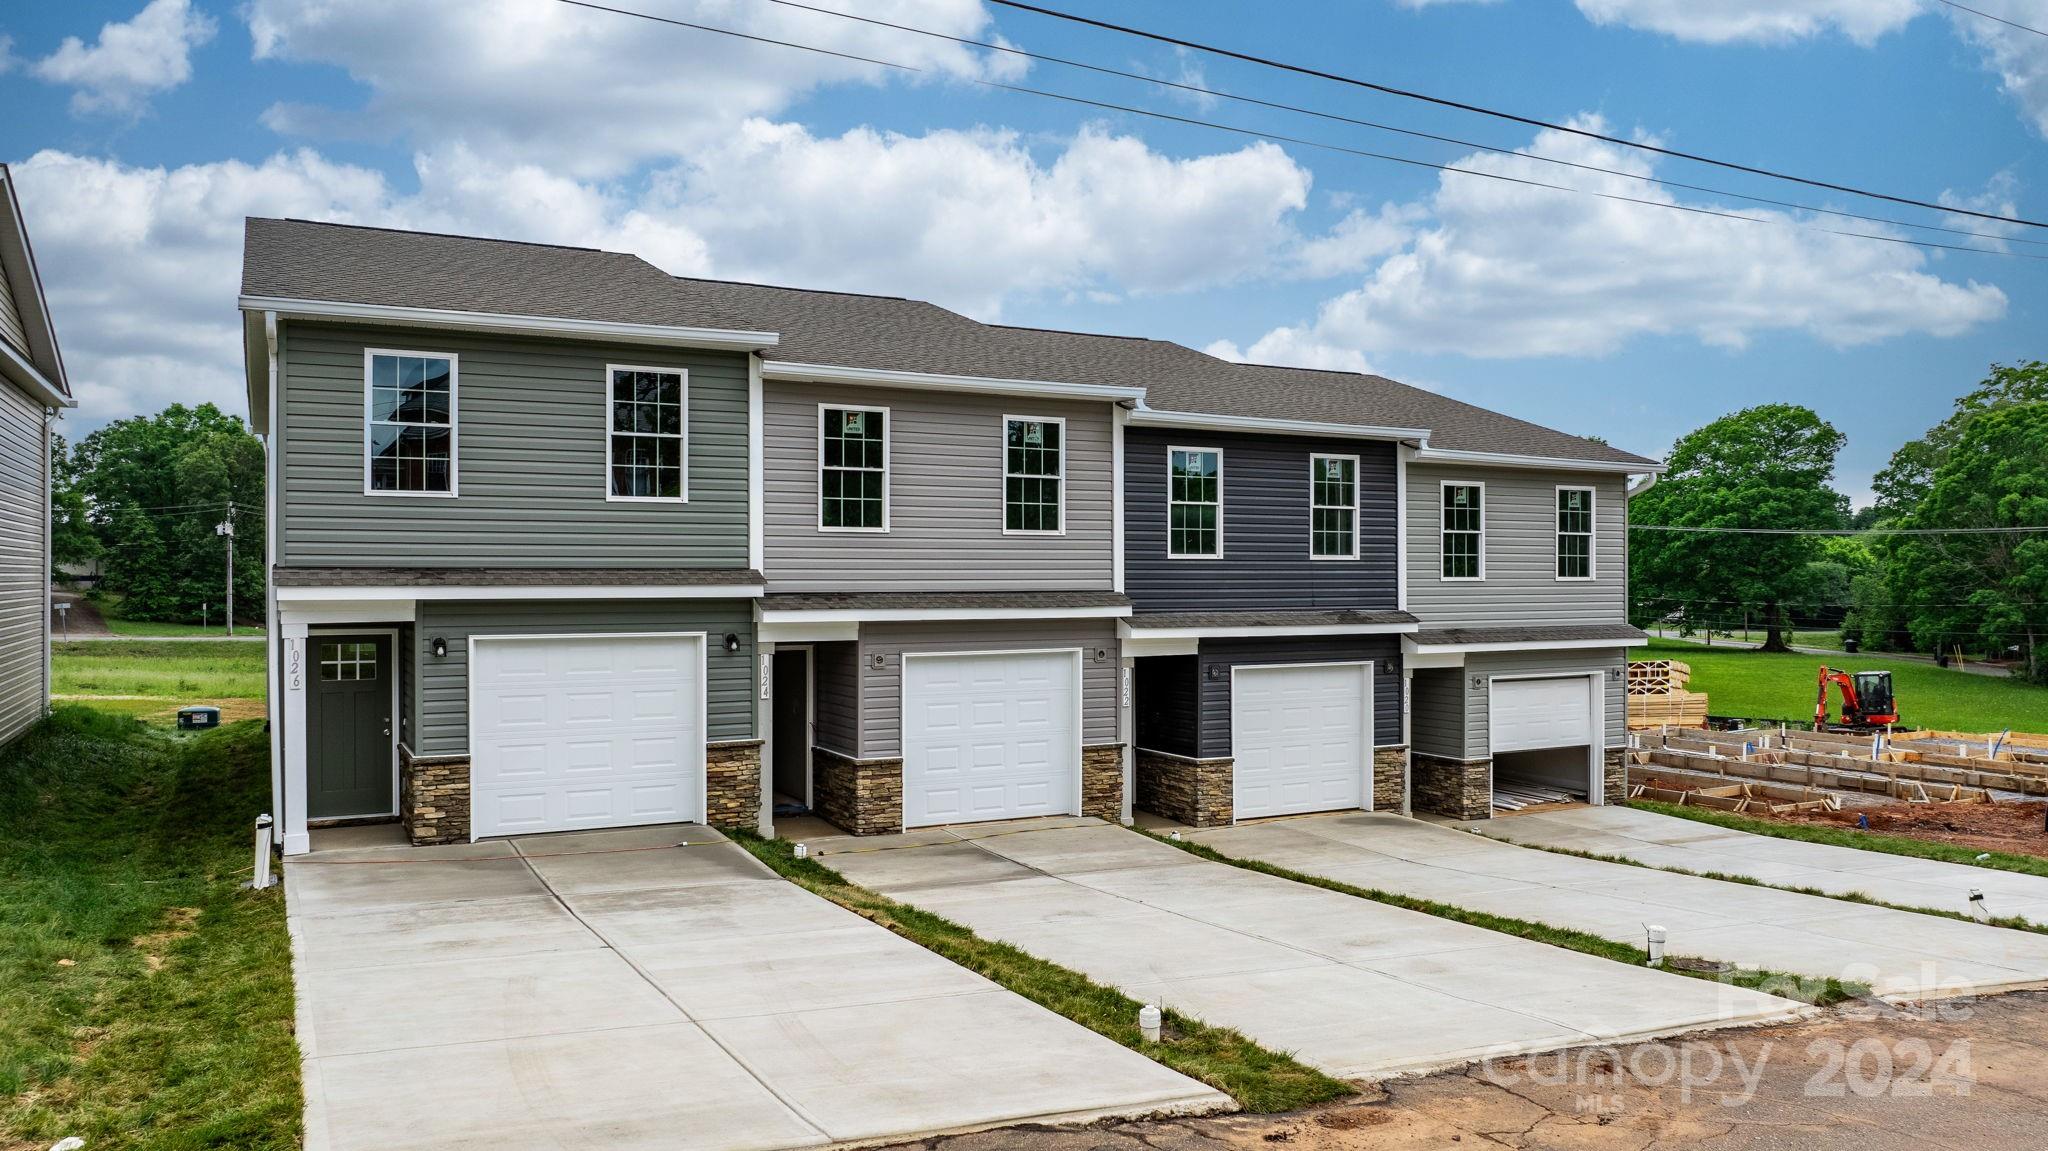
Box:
811, 639, 859, 755
1463, 648, 1627, 759
1405, 465, 1629, 629
856, 619, 1119, 758
1126, 429, 1399, 612
278, 322, 750, 567
762, 382, 1114, 592
411, 599, 756, 757
1133, 654, 1200, 759
398, 621, 418, 753
1409, 667, 1466, 759
1196, 636, 1401, 759
0, 378, 44, 745
0, 260, 26, 359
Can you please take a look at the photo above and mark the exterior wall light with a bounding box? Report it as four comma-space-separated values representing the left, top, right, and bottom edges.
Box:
430, 637, 448, 658
724, 633, 742, 654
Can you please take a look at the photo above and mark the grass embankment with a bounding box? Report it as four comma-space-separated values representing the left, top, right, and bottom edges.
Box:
1633, 798, 2048, 879
0, 707, 298, 1149
52, 641, 268, 726
730, 830, 1351, 1113
105, 621, 266, 639
1646, 636, 2048, 732
1145, 830, 1867, 1007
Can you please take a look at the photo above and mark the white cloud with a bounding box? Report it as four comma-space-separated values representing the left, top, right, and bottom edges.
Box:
245, 0, 1027, 177
1941, 171, 2025, 250
1946, 7, 2048, 138
1571, 0, 1921, 44
1291, 203, 1425, 279
32, 0, 217, 115
1205, 329, 1375, 374
0, 36, 16, 75
1216, 115, 2007, 365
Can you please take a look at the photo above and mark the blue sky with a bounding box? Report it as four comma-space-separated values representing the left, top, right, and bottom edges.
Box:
2, 0, 2044, 500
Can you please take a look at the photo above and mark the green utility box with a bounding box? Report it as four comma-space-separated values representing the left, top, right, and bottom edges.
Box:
177, 706, 221, 730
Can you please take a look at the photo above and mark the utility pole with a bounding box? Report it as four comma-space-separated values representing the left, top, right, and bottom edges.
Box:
216, 503, 236, 638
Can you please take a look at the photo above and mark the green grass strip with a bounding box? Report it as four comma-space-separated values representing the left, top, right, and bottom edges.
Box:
729, 830, 1353, 1113
1139, 828, 1867, 1007
1629, 798, 2048, 879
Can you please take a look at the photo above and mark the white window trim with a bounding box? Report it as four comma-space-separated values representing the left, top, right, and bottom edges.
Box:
1167, 445, 1225, 560
817, 403, 891, 533
1002, 414, 1067, 537
1439, 479, 1485, 582
1308, 452, 1361, 561
362, 347, 459, 498
1555, 484, 1597, 582
604, 363, 691, 503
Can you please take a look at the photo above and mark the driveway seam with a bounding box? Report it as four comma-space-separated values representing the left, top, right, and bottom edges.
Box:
507, 837, 835, 1143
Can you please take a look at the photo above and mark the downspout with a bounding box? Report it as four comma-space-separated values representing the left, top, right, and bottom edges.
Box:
263, 311, 284, 839
42, 405, 55, 719
1625, 470, 1658, 634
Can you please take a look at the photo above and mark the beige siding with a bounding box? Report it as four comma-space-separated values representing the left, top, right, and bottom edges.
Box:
856, 619, 1119, 758
762, 381, 1115, 592
1405, 465, 1629, 629
0, 378, 45, 745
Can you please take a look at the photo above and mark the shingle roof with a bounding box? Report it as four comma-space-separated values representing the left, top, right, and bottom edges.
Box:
761, 591, 1131, 612
272, 566, 764, 588
1127, 609, 1418, 630
1411, 623, 1648, 647
243, 218, 1657, 467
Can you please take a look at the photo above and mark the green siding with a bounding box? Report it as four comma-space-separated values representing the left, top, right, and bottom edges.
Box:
279, 322, 750, 567
410, 600, 757, 757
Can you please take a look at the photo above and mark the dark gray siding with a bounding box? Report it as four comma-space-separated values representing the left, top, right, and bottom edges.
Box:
763, 381, 1115, 592
856, 619, 1119, 758
398, 620, 418, 753
410, 599, 756, 757
1133, 654, 1199, 759
278, 322, 750, 568
1124, 428, 1398, 613
812, 639, 859, 755
0, 378, 45, 746
1406, 465, 1629, 629
1464, 647, 1627, 758
1196, 636, 1401, 758
1409, 667, 1466, 759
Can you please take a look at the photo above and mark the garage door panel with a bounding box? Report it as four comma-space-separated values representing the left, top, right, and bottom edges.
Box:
1491, 677, 1593, 753
904, 651, 1079, 829
1233, 663, 1370, 821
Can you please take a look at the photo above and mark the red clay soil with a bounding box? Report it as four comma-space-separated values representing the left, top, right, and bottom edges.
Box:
1787, 800, 2048, 860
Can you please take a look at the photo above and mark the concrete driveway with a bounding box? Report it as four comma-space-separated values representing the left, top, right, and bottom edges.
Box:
812, 818, 1805, 1079
1192, 812, 2048, 1000
284, 824, 1225, 1151
1477, 804, 2048, 925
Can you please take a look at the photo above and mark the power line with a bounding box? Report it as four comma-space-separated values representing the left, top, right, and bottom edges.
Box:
757, 0, 2046, 251
1632, 523, 2048, 536
1934, 0, 2048, 39
555, 1, 2041, 261
983, 0, 2048, 231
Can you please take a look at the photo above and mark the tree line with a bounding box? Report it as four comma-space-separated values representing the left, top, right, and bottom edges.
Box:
51, 403, 266, 625
1631, 360, 2048, 681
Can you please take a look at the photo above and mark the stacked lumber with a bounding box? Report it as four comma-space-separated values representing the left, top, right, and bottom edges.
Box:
1626, 659, 1710, 730
1633, 727, 2018, 801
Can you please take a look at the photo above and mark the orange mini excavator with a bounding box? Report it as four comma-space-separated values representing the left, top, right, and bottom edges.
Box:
1815, 665, 1899, 730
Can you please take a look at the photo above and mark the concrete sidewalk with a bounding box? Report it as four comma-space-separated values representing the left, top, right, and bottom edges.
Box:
1193, 812, 2048, 1000
810, 818, 1806, 1080
1476, 804, 2048, 925
285, 823, 1225, 1151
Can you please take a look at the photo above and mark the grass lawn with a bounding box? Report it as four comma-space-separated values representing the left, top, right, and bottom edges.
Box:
1646, 636, 2048, 732
731, 831, 1352, 1113
53, 642, 267, 726
104, 621, 265, 639
0, 707, 298, 1149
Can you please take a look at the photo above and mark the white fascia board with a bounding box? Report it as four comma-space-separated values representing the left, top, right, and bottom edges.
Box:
1127, 406, 1428, 443
763, 360, 1146, 404
1403, 635, 1648, 655
757, 619, 861, 644
239, 296, 780, 352
1120, 634, 1199, 658
1414, 446, 1665, 475
761, 604, 1132, 624
1120, 621, 1420, 641
279, 599, 418, 627
279, 583, 765, 603
0, 337, 69, 408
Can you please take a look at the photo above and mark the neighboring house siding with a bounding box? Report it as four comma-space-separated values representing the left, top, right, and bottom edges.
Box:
0, 378, 44, 745
1125, 429, 1398, 612
856, 619, 1119, 758
1405, 465, 1628, 628
1409, 667, 1466, 759
1196, 636, 1401, 758
1463, 648, 1627, 759
0, 262, 26, 358
812, 639, 859, 755
762, 382, 1115, 592
278, 322, 750, 568
1134, 654, 1200, 759
410, 599, 756, 757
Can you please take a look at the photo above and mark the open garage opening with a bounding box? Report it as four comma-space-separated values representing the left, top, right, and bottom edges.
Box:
1492, 746, 1594, 811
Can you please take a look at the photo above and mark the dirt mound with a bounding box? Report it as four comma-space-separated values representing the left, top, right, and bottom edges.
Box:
1790, 799, 2048, 859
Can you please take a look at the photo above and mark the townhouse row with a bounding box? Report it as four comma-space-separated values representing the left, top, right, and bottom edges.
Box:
242, 219, 1658, 855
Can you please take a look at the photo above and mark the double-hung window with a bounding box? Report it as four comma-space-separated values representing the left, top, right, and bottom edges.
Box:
1168, 447, 1222, 557
820, 406, 887, 530
366, 350, 456, 495
1441, 482, 1484, 579
608, 365, 688, 500
1557, 487, 1595, 580
1004, 416, 1063, 533
1310, 454, 1359, 559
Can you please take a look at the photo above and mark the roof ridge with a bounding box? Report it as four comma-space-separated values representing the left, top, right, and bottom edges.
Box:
262, 217, 620, 257
670, 274, 916, 303
986, 322, 1157, 342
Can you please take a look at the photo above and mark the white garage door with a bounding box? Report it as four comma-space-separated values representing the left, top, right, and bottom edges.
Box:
903, 650, 1078, 829
1233, 663, 1371, 820
1490, 676, 1594, 753
470, 634, 703, 839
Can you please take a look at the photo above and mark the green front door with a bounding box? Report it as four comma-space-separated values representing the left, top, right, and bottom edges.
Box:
309, 634, 394, 819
